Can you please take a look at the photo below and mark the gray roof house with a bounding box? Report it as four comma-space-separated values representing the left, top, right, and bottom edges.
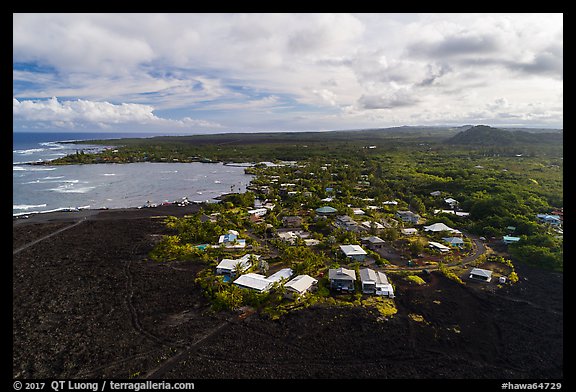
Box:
469, 268, 493, 282
361, 236, 385, 250
328, 267, 356, 291
359, 268, 394, 297
395, 210, 420, 224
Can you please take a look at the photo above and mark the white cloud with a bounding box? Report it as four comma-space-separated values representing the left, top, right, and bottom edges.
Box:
13, 13, 563, 131
13, 97, 222, 130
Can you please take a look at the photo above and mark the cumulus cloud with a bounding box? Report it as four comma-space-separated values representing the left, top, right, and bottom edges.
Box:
13, 97, 221, 130
13, 13, 563, 131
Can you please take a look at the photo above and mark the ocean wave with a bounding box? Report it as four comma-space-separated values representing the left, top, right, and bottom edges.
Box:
49, 184, 95, 193
13, 148, 45, 155
13, 204, 47, 210
12, 166, 57, 171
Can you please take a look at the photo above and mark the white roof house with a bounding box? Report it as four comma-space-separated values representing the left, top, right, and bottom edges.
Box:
423, 223, 461, 234
233, 273, 274, 293
359, 268, 394, 297
267, 268, 293, 283
216, 254, 260, 275
284, 274, 318, 296
444, 197, 458, 206
401, 228, 418, 235
361, 221, 385, 230
428, 241, 451, 253
247, 208, 268, 217
340, 244, 368, 260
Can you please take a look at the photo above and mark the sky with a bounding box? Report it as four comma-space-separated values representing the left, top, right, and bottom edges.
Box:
13, 13, 563, 134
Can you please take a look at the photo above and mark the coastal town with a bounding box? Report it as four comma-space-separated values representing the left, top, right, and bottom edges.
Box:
148, 158, 562, 319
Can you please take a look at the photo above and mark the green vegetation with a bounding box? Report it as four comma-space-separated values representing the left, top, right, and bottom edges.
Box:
405, 275, 426, 286
50, 125, 562, 318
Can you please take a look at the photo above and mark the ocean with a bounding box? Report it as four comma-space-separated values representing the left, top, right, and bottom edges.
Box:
13, 132, 254, 216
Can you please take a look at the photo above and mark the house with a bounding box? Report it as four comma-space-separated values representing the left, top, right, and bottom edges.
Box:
423, 222, 461, 235
536, 214, 561, 226
335, 215, 361, 232
428, 241, 451, 253
442, 236, 465, 248
218, 229, 246, 248
352, 208, 365, 215
233, 273, 273, 293
328, 267, 356, 291
401, 228, 418, 236
502, 235, 521, 245
267, 268, 293, 283
430, 191, 442, 197
284, 274, 318, 298
315, 206, 338, 215
435, 209, 470, 217
216, 254, 259, 276
277, 230, 310, 244
247, 208, 268, 217
469, 268, 492, 282
340, 244, 368, 261
360, 221, 384, 231
282, 216, 303, 228
444, 198, 458, 208
395, 210, 420, 224
382, 200, 398, 205
361, 236, 385, 250
359, 268, 394, 297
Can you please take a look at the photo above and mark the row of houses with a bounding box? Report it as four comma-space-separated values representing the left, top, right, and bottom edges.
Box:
328, 267, 394, 297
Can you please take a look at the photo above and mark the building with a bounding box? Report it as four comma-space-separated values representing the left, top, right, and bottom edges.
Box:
335, 215, 361, 232
218, 229, 246, 249
502, 235, 521, 245
444, 197, 458, 208
396, 210, 420, 224
469, 268, 493, 282
282, 216, 303, 228
442, 237, 465, 248
233, 273, 274, 293
216, 254, 259, 276
247, 208, 268, 217
284, 274, 318, 298
340, 244, 368, 261
536, 214, 561, 226
315, 206, 338, 215
233, 268, 293, 293
401, 228, 418, 236
361, 236, 385, 250
423, 222, 461, 235
359, 268, 394, 297
328, 267, 356, 291
428, 241, 451, 253
360, 221, 385, 231
267, 268, 293, 283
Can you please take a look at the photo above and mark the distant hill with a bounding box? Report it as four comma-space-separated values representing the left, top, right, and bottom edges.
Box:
447, 125, 563, 146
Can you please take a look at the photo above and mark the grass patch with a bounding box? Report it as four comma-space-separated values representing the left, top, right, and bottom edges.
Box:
405, 275, 426, 285
361, 296, 398, 318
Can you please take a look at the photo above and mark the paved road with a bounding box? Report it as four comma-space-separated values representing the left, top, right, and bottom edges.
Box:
379, 231, 487, 272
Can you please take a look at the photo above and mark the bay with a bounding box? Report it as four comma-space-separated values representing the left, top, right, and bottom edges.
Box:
13, 132, 254, 216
